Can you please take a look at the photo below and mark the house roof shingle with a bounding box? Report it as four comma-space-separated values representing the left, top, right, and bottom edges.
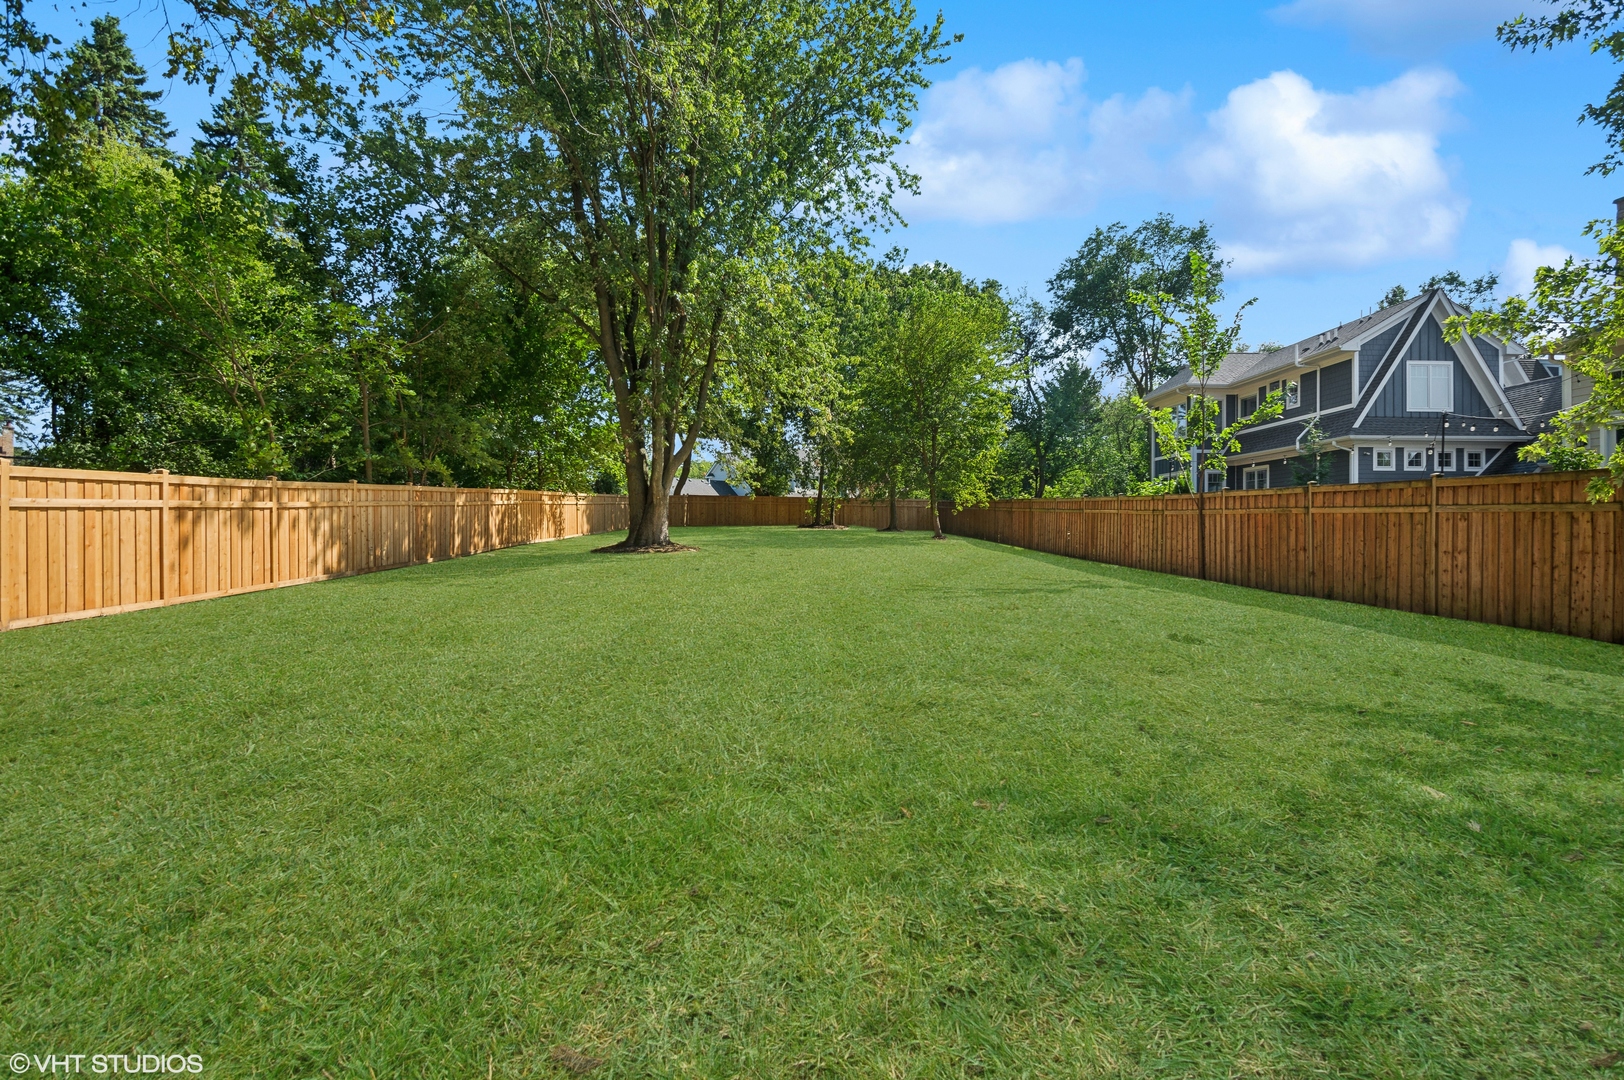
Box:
1147, 294, 1431, 403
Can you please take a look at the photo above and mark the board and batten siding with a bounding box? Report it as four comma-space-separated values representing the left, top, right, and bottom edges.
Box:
1358, 323, 1405, 392
1367, 316, 1492, 419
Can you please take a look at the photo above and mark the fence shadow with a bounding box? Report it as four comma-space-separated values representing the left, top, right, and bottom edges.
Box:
975, 539, 1624, 676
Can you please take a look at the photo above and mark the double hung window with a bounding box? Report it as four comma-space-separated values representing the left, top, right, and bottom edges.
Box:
1408, 361, 1453, 412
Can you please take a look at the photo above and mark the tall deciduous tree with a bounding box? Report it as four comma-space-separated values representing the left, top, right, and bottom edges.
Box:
378, 0, 949, 549
1135, 253, 1282, 579
1447, 219, 1624, 501
865, 272, 1012, 539
999, 296, 1103, 498
1047, 214, 1219, 399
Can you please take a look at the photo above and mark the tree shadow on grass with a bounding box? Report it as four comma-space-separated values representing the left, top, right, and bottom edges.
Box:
967, 540, 1624, 677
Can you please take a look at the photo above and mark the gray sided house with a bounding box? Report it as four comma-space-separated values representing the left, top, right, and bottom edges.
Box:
1144, 289, 1562, 490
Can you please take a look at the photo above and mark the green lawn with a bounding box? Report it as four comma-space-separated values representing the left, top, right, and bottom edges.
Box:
2, 527, 1621, 1078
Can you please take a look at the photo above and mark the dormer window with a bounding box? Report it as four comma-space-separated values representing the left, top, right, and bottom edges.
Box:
1241, 394, 1258, 416
1285, 381, 1300, 408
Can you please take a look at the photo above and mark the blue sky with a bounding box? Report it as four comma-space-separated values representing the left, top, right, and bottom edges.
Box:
886, 0, 1614, 349
31, 0, 1620, 354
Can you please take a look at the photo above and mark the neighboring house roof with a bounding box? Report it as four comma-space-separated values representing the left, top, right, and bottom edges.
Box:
1146, 293, 1432, 406
680, 462, 752, 496
679, 478, 742, 496
1480, 445, 1543, 476
1147, 288, 1578, 479
1502, 380, 1563, 429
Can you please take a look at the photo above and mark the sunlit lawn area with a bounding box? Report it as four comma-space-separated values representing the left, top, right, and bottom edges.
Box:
1, 526, 1621, 1078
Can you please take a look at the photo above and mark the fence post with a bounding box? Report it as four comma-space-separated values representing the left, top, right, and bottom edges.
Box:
408, 484, 416, 565
350, 480, 360, 578
1427, 473, 1439, 616
267, 475, 281, 585
1306, 482, 1316, 598
155, 469, 169, 602
0, 454, 9, 630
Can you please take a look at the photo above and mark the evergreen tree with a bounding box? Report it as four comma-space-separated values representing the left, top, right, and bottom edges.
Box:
29, 16, 173, 157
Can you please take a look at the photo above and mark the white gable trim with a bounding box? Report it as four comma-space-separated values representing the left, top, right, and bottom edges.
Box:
1437, 295, 1522, 426
1347, 301, 1426, 398
1353, 296, 1437, 428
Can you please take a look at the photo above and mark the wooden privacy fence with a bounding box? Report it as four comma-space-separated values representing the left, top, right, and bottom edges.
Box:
0, 462, 628, 630
8, 463, 1617, 644
672, 495, 937, 531
941, 472, 1624, 644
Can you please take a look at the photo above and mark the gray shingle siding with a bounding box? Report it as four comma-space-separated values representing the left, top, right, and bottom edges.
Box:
1237, 417, 1317, 454
1320, 360, 1354, 408
1285, 368, 1317, 419
1357, 442, 1506, 483
1358, 324, 1403, 391
1327, 449, 1350, 485
1226, 449, 1347, 488
1474, 337, 1499, 369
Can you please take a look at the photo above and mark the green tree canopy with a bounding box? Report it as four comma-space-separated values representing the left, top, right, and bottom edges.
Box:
861, 268, 1013, 538
1446, 219, 1624, 500
366, 0, 950, 548
997, 296, 1104, 499
1500, 1, 1624, 176
1048, 214, 1219, 399
21, 16, 174, 164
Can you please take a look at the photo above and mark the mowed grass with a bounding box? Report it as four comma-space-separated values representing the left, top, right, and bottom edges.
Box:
1, 527, 1621, 1079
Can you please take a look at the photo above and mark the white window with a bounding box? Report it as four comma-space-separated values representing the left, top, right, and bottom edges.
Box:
1242, 465, 1270, 490
1466, 450, 1483, 470
1286, 381, 1300, 408
1373, 448, 1395, 470
1408, 361, 1453, 412
1438, 450, 1454, 470
1404, 449, 1426, 469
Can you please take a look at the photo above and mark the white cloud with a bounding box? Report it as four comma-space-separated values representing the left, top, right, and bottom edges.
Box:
899, 60, 1467, 276
1186, 69, 1467, 274
1502, 238, 1577, 296
1270, 0, 1526, 48
898, 58, 1188, 225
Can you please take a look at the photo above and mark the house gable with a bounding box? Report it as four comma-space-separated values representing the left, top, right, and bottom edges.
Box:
1357, 322, 1405, 395
1365, 315, 1493, 418
1353, 293, 1518, 430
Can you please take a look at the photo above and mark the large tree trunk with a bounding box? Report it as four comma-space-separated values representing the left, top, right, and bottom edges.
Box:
624, 472, 673, 547
928, 473, 944, 539
883, 472, 899, 532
